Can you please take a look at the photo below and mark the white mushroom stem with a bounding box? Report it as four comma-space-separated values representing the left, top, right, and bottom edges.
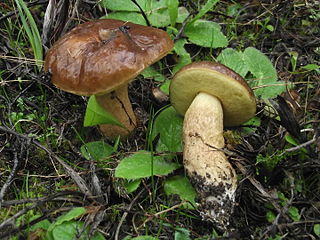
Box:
96, 84, 136, 139
183, 92, 237, 229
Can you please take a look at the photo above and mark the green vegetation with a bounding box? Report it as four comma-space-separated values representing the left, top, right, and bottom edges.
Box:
0, 0, 319, 239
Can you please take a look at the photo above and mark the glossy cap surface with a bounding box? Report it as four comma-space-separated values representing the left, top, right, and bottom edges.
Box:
170, 61, 256, 126
44, 19, 173, 96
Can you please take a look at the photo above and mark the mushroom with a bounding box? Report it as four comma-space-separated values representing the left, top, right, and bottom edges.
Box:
44, 19, 173, 139
169, 61, 256, 228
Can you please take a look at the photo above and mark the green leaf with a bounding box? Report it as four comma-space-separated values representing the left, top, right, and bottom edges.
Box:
166, 0, 179, 26
242, 116, 261, 134
47, 207, 86, 238
54, 207, 86, 226
29, 218, 51, 231
184, 20, 228, 48
243, 47, 285, 99
100, 0, 147, 11
51, 221, 105, 240
164, 175, 196, 209
80, 141, 114, 162
83, 96, 124, 128
159, 79, 171, 95
176, 7, 189, 23
141, 67, 166, 82
125, 236, 158, 240
148, 0, 171, 27
300, 63, 320, 72
151, 106, 183, 153
124, 179, 142, 193
115, 151, 180, 179
173, 39, 192, 74
314, 224, 320, 236
217, 48, 249, 77
266, 210, 276, 223
175, 227, 191, 240
288, 206, 300, 222
189, 0, 219, 24
104, 12, 147, 25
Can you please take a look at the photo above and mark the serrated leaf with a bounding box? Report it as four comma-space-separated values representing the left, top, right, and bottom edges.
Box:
166, 0, 179, 26
83, 96, 124, 128
164, 175, 196, 209
173, 39, 191, 73
115, 151, 180, 179
100, 0, 147, 11
217, 48, 248, 77
151, 106, 183, 153
244, 47, 285, 99
80, 141, 114, 162
185, 20, 228, 48
104, 12, 147, 25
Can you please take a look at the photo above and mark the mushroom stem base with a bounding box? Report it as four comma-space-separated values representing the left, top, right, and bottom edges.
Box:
183, 92, 237, 229
96, 84, 136, 139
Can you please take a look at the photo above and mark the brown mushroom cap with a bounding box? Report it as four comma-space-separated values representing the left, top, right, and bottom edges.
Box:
170, 61, 256, 126
44, 19, 173, 96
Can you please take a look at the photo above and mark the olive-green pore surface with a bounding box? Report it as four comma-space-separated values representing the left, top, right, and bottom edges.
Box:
170, 61, 256, 126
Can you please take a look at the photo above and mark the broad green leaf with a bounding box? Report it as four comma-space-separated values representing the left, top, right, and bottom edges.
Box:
314, 224, 320, 236
47, 207, 86, 238
100, 0, 147, 11
124, 179, 141, 193
189, 0, 219, 24
148, 0, 171, 27
104, 12, 147, 25
115, 151, 180, 179
141, 67, 166, 82
51, 221, 105, 240
174, 227, 191, 240
80, 141, 114, 162
173, 39, 191, 74
166, 0, 179, 26
159, 79, 171, 95
164, 175, 196, 209
243, 47, 285, 99
83, 96, 124, 128
184, 20, 228, 48
54, 207, 86, 226
176, 7, 189, 23
151, 106, 183, 153
29, 217, 51, 231
217, 48, 249, 77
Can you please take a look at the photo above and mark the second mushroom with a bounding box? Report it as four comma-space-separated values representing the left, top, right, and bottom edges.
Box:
170, 62, 256, 228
